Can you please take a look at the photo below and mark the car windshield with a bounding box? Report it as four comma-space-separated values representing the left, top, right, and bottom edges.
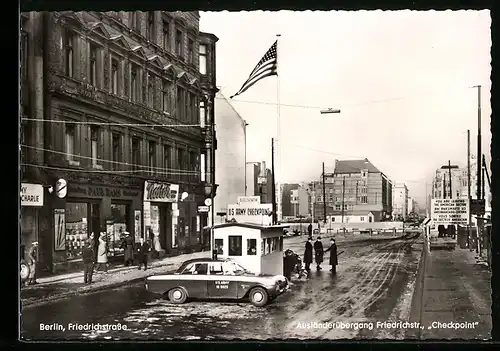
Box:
232, 262, 253, 275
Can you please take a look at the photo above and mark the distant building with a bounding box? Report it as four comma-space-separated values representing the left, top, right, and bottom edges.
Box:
213, 92, 247, 223
245, 162, 260, 198
313, 158, 393, 223
412, 199, 419, 214
408, 197, 413, 214
257, 161, 273, 204
290, 184, 309, 217
392, 182, 409, 220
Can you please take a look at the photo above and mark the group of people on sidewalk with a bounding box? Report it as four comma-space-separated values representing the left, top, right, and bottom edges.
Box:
82, 231, 152, 285
304, 236, 338, 273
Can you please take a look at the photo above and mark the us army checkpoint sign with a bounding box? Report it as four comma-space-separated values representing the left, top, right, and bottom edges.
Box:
431, 198, 469, 225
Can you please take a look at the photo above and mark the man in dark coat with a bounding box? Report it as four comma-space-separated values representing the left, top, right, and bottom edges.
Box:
82, 242, 95, 284
304, 237, 313, 272
314, 237, 324, 270
121, 232, 134, 266
136, 237, 151, 271
307, 223, 313, 237
325, 238, 338, 274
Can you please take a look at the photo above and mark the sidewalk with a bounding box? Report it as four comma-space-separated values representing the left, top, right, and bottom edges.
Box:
21, 251, 210, 308
407, 240, 491, 340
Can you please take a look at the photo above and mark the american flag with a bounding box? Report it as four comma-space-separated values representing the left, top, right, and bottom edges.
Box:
230, 41, 278, 99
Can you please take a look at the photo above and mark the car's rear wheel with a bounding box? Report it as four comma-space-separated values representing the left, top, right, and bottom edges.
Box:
168, 287, 187, 304
249, 287, 268, 307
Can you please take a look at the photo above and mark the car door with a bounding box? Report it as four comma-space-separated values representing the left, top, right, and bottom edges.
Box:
207, 262, 238, 299
179, 262, 209, 299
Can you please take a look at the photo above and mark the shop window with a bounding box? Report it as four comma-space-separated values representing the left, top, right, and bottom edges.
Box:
228, 236, 242, 256
247, 238, 257, 255
21, 207, 38, 259
65, 202, 88, 260
108, 203, 130, 256
199, 44, 207, 74
214, 238, 223, 255
150, 205, 160, 239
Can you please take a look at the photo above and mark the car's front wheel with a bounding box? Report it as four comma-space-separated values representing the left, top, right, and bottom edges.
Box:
168, 287, 188, 304
249, 287, 269, 307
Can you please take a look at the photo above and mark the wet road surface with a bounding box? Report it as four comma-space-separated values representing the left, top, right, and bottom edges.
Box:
21, 232, 421, 340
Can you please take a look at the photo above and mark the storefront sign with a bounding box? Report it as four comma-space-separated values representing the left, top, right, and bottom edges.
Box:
198, 206, 209, 213
54, 209, 66, 251
237, 196, 261, 206
55, 179, 67, 199
68, 184, 140, 199
144, 181, 179, 202
431, 199, 469, 225
21, 183, 44, 207
227, 203, 273, 226
134, 210, 142, 242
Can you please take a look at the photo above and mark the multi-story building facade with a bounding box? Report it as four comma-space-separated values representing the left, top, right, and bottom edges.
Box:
392, 182, 409, 220
312, 159, 393, 223
213, 92, 246, 222
281, 183, 299, 218
290, 185, 309, 217
20, 11, 218, 275
245, 162, 260, 198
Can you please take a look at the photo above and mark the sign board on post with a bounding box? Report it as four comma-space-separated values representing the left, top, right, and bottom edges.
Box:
198, 206, 209, 213
144, 181, 179, 202
227, 203, 273, 226
21, 183, 44, 207
431, 199, 469, 225
237, 196, 261, 206
470, 199, 485, 216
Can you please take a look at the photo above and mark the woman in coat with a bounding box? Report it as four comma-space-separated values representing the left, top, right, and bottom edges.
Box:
304, 237, 313, 272
96, 233, 108, 273
121, 232, 134, 266
324, 238, 338, 274
314, 237, 324, 270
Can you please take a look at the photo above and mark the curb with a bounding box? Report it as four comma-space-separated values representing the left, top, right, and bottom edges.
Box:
405, 243, 426, 340
21, 266, 176, 309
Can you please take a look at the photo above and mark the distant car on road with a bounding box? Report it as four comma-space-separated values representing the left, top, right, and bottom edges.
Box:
145, 258, 289, 307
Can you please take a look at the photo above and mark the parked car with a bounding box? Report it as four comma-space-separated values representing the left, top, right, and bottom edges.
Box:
145, 258, 289, 307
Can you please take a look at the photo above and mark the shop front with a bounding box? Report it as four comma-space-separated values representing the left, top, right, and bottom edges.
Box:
52, 183, 142, 272
176, 188, 205, 252
143, 180, 179, 256
20, 183, 45, 262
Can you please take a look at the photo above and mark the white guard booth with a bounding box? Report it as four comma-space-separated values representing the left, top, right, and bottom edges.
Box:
212, 196, 289, 275
212, 222, 288, 276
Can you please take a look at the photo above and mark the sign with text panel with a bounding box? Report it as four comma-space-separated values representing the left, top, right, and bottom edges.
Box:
431, 199, 469, 225
227, 203, 273, 226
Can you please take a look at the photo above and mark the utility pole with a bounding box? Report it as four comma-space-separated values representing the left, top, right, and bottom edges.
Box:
467, 130, 472, 250
448, 160, 453, 199
482, 161, 486, 201
341, 176, 346, 224
322, 162, 327, 223
473, 84, 482, 257
271, 138, 277, 225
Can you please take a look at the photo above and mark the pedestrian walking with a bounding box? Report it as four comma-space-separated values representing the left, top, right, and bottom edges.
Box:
307, 223, 313, 237
149, 228, 159, 259
121, 232, 134, 266
283, 249, 297, 281
136, 237, 151, 271
324, 238, 338, 274
304, 237, 313, 272
96, 233, 108, 273
82, 242, 95, 284
314, 237, 324, 270
26, 241, 38, 285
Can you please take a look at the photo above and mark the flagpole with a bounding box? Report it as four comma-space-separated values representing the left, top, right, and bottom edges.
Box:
276, 33, 281, 224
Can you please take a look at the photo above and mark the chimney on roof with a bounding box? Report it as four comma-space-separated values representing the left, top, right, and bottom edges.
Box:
260, 161, 266, 176
364, 158, 369, 164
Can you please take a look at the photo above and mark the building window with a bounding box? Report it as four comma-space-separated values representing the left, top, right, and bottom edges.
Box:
63, 30, 75, 78
89, 44, 98, 86
162, 80, 170, 112
131, 65, 139, 102
111, 58, 118, 95
361, 196, 368, 204
187, 38, 194, 64
109, 203, 130, 256
176, 86, 184, 120
199, 101, 205, 127
146, 11, 154, 42
343, 204, 348, 210
148, 141, 156, 173
21, 31, 28, 80
175, 30, 182, 57
199, 44, 207, 75
112, 133, 121, 170
228, 236, 242, 256
131, 138, 140, 171
186, 93, 191, 122
163, 20, 170, 51
90, 126, 99, 166
163, 145, 171, 177
130, 12, 140, 32
147, 73, 154, 107
247, 239, 257, 255
65, 124, 75, 161
178, 149, 185, 180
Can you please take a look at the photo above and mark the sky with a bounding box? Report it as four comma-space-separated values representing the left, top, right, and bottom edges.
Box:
199, 10, 491, 207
